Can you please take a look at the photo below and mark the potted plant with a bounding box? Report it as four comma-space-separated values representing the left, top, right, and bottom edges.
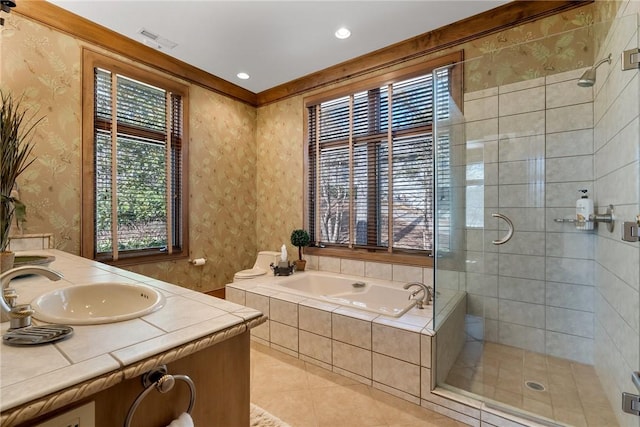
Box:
290, 229, 310, 271
1, 90, 42, 272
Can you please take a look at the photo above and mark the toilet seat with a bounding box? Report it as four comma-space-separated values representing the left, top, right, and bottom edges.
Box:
234, 267, 267, 280
233, 250, 280, 282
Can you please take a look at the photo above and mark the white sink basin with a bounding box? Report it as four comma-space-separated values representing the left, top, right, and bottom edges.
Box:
31, 282, 166, 325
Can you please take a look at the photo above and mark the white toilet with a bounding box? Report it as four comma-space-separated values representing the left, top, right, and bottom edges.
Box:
233, 250, 281, 282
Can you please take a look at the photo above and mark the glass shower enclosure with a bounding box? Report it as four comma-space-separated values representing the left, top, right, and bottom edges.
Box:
431, 18, 637, 426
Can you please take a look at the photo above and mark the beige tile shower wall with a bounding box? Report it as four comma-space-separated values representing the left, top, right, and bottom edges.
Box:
543, 69, 595, 363
1, 14, 257, 291
463, 68, 596, 364
592, 4, 640, 427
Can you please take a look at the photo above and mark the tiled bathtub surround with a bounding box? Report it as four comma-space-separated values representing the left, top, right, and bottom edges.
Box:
227, 269, 440, 405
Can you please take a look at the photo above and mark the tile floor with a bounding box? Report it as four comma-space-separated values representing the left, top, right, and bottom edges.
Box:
445, 340, 618, 427
250, 342, 466, 427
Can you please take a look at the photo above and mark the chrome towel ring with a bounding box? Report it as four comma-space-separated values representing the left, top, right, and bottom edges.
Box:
492, 213, 514, 245
124, 365, 196, 427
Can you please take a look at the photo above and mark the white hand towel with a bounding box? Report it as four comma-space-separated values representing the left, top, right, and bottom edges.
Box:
167, 412, 194, 427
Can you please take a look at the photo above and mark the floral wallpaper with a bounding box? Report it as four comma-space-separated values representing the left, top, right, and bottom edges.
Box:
1, 15, 82, 253
460, 1, 622, 91
464, 8, 598, 91
1, 1, 610, 291
255, 97, 304, 257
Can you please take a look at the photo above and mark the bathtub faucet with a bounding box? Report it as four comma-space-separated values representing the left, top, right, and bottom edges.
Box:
403, 282, 433, 309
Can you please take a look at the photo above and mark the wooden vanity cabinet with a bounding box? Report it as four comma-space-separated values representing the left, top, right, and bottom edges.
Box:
15, 331, 250, 427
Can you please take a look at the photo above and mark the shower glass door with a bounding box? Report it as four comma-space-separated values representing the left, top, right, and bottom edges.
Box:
433, 57, 491, 391
432, 50, 553, 416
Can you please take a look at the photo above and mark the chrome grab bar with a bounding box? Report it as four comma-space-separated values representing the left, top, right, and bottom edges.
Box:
492, 213, 514, 245
633, 371, 640, 392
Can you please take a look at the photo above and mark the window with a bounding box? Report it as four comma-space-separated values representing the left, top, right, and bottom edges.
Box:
304, 52, 462, 264
82, 50, 189, 264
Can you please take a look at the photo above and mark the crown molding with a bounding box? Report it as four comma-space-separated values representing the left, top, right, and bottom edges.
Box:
13, 0, 592, 107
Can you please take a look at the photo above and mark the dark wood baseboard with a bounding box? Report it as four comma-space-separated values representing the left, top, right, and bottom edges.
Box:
206, 288, 226, 299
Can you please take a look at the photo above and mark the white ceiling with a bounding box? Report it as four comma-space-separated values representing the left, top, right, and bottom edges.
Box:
47, 0, 510, 93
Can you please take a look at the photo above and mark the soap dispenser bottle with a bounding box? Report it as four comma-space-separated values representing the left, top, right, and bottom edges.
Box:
576, 189, 594, 230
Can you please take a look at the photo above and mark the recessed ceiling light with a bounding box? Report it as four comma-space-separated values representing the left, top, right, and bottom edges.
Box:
335, 27, 351, 40
237, 72, 250, 80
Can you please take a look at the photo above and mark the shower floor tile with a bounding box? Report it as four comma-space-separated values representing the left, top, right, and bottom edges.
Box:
445, 340, 618, 427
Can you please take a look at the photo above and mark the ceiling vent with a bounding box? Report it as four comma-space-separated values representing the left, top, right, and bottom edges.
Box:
137, 28, 178, 50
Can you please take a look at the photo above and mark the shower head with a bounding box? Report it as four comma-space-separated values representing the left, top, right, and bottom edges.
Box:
578, 53, 612, 87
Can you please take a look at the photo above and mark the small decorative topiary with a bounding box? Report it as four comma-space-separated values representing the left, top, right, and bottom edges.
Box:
290, 229, 310, 260
290, 229, 310, 271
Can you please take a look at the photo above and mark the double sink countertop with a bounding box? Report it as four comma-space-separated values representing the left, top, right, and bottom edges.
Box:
0, 249, 262, 413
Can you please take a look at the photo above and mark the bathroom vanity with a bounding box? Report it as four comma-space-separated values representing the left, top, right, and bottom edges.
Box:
0, 250, 265, 427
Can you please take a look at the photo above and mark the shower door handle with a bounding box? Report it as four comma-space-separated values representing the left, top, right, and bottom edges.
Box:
492, 213, 514, 245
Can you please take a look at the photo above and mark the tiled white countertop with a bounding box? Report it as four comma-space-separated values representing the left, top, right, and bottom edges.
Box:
0, 250, 263, 413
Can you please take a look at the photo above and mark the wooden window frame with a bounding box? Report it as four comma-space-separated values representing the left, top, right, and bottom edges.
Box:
81, 49, 190, 266
303, 51, 463, 267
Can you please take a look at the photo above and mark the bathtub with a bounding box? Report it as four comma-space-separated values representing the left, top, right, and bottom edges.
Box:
227, 269, 467, 413
255, 272, 417, 318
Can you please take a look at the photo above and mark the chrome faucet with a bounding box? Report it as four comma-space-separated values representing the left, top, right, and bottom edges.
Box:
403, 282, 433, 309
1, 266, 63, 329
